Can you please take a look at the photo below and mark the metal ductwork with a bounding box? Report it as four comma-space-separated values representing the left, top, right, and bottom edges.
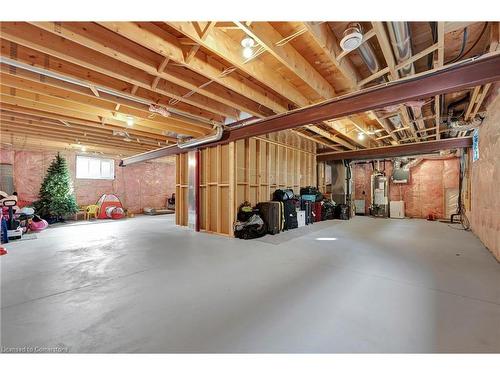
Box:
341, 23, 380, 74
358, 41, 380, 74
387, 22, 415, 77
387, 22, 428, 137
177, 125, 224, 149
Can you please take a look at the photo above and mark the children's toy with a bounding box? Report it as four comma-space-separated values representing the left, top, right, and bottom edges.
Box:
105, 206, 125, 219
96, 194, 125, 219
29, 214, 49, 232
84, 204, 100, 220
2, 199, 23, 240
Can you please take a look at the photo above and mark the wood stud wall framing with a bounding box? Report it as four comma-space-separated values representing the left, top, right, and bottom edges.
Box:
175, 131, 317, 236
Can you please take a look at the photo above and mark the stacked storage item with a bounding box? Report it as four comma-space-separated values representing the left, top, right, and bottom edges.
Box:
334, 204, 350, 220
300, 199, 313, 225
312, 202, 322, 223
256, 202, 283, 234
282, 200, 298, 230
297, 210, 306, 227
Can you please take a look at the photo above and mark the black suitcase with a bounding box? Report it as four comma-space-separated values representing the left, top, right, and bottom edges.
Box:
300, 200, 313, 225
283, 200, 298, 230
272, 188, 294, 201
256, 201, 283, 234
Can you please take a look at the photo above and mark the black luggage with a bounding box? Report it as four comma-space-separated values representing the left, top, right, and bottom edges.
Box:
300, 186, 317, 195
256, 201, 283, 235
283, 200, 298, 230
335, 204, 350, 220
322, 200, 335, 220
300, 200, 313, 225
234, 214, 267, 239
272, 188, 294, 201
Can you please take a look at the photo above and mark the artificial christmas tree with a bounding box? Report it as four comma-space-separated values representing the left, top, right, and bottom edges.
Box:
34, 153, 79, 221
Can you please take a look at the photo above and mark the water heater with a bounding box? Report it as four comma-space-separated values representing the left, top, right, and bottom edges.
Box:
370, 171, 389, 218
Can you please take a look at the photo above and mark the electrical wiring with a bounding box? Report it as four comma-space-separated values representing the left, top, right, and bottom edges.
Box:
445, 27, 469, 64
448, 150, 471, 230
460, 22, 489, 59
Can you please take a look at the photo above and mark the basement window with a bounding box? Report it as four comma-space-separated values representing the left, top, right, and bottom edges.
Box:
76, 155, 115, 180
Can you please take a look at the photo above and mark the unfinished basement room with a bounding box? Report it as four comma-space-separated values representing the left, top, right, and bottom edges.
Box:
1, 4, 500, 366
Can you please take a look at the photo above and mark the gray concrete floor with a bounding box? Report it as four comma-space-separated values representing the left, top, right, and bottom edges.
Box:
1, 215, 499, 353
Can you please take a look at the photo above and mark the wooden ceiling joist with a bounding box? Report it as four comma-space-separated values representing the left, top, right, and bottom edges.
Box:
96, 21, 287, 116
303, 22, 359, 90
0, 70, 209, 136
1, 23, 240, 120
235, 22, 337, 99
165, 21, 311, 109
0, 104, 172, 141
0, 84, 205, 138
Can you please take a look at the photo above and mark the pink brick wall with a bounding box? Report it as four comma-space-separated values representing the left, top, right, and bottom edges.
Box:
469, 86, 500, 261
0, 149, 175, 214
353, 158, 460, 219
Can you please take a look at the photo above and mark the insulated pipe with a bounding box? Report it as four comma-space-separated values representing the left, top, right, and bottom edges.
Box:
358, 40, 380, 74
387, 22, 415, 77
177, 125, 224, 149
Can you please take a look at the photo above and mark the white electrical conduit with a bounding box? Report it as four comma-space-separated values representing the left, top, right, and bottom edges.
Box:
0, 56, 218, 127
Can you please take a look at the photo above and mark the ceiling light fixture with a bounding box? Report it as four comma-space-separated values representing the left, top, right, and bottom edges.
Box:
357, 132, 366, 140
340, 23, 364, 52
241, 36, 255, 59
126, 116, 134, 127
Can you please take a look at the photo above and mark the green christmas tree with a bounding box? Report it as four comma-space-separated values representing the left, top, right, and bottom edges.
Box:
34, 153, 79, 220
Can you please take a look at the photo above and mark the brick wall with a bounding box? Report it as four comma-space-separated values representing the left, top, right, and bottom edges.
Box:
0, 149, 175, 214
353, 158, 460, 219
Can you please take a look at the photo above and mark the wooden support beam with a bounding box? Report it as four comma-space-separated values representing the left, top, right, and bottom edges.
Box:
235, 22, 337, 99
0, 103, 172, 142
371, 22, 398, 80
291, 130, 343, 151
336, 29, 376, 61
19, 22, 245, 119
358, 67, 390, 87
348, 116, 383, 146
470, 83, 492, 119
166, 21, 311, 109
98, 21, 285, 116
0, 72, 207, 136
304, 125, 356, 150
394, 43, 438, 72
437, 22, 445, 67
303, 22, 360, 89
317, 137, 473, 162
3, 25, 239, 121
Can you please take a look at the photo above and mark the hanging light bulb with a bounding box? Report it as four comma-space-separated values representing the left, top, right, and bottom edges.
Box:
241, 36, 255, 59
243, 46, 253, 59
357, 132, 365, 140
126, 116, 134, 127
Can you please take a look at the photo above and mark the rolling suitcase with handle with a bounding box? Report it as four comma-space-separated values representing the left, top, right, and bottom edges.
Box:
312, 202, 322, 222
256, 201, 282, 235
300, 200, 313, 225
